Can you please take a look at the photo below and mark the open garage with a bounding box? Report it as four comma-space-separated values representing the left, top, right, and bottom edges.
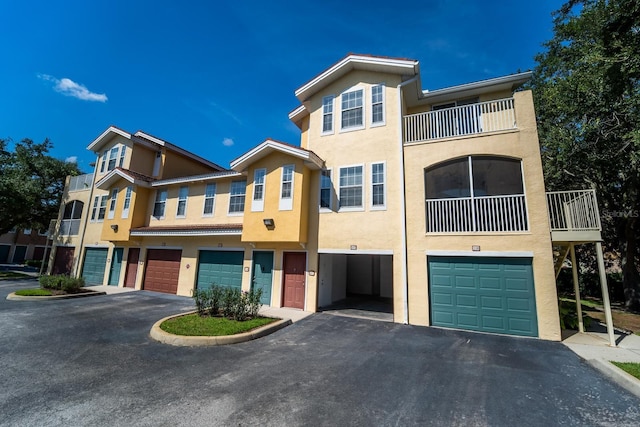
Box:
317, 253, 393, 320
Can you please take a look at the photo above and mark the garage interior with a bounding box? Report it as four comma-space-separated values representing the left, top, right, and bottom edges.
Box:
317, 254, 393, 322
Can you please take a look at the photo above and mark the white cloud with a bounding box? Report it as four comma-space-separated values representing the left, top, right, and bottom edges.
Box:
65, 156, 78, 163
222, 138, 234, 147
38, 74, 108, 102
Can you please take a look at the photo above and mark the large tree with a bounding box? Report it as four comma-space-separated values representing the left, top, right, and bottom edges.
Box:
530, 0, 640, 310
0, 138, 80, 236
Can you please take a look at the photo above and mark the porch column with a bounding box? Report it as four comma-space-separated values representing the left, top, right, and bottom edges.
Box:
595, 242, 616, 347
569, 244, 584, 333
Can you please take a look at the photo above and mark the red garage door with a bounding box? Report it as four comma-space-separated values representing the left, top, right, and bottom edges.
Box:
143, 249, 181, 294
52, 247, 75, 275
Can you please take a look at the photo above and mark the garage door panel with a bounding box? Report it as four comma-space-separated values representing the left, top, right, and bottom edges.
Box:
143, 249, 181, 294
480, 295, 503, 310
429, 256, 538, 337
197, 251, 243, 290
82, 248, 108, 286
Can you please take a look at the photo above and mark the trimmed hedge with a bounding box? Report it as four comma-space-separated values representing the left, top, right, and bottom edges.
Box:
193, 285, 262, 321
39, 275, 85, 293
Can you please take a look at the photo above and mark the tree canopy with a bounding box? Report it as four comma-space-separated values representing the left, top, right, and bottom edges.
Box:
530, 0, 640, 309
0, 138, 81, 236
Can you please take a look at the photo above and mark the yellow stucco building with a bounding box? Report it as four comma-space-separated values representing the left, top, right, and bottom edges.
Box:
50, 54, 607, 341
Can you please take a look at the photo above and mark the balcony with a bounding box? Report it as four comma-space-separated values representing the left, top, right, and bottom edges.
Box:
426, 194, 528, 233
58, 219, 81, 236
404, 97, 516, 143
546, 190, 602, 243
67, 174, 94, 192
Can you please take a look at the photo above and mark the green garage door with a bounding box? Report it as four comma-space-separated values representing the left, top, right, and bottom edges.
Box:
82, 248, 108, 286
429, 256, 538, 337
196, 250, 244, 290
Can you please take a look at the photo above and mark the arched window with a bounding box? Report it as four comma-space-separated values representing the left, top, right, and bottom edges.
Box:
424, 156, 527, 233
61, 200, 84, 236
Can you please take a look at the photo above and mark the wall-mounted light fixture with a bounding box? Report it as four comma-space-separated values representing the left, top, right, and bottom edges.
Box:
263, 218, 275, 228
110, 224, 118, 232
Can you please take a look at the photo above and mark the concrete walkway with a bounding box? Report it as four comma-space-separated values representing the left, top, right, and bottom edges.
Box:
563, 327, 640, 398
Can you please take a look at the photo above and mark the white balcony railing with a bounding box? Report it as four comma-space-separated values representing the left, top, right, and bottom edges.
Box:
546, 190, 601, 232
67, 174, 94, 192
404, 97, 516, 143
426, 194, 528, 233
58, 219, 81, 236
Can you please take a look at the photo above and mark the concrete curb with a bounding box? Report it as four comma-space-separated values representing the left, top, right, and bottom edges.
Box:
589, 359, 640, 399
6, 289, 107, 301
150, 311, 292, 347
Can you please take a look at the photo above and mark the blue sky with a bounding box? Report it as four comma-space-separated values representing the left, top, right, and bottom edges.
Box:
1, 0, 564, 173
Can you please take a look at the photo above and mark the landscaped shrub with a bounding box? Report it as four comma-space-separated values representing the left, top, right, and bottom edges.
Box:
558, 300, 592, 330
192, 285, 263, 321
39, 275, 84, 293
24, 259, 42, 268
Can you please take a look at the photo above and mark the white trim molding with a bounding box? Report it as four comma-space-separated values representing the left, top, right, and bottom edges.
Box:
425, 250, 534, 258
318, 248, 394, 255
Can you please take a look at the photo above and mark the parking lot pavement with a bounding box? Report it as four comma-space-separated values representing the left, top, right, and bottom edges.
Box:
1, 279, 640, 426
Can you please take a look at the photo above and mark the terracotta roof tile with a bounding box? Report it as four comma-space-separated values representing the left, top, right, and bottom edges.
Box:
114, 167, 155, 182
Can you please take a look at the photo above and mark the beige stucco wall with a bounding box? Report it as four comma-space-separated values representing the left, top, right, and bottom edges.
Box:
402, 90, 560, 340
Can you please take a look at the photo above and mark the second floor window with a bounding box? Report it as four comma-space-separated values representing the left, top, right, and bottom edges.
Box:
320, 169, 332, 210
203, 183, 216, 216
91, 195, 108, 221
176, 186, 188, 217
118, 145, 126, 168
153, 189, 167, 219
322, 95, 334, 133
280, 165, 294, 211
252, 168, 266, 212
339, 166, 363, 209
107, 147, 119, 171
371, 84, 384, 125
107, 188, 118, 219
371, 163, 385, 208
341, 89, 363, 130
122, 186, 132, 219
228, 180, 246, 214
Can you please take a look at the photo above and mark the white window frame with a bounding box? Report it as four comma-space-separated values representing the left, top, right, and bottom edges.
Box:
176, 186, 189, 218
97, 195, 108, 222
321, 95, 334, 135
152, 152, 162, 177
251, 168, 266, 212
279, 164, 294, 211
107, 188, 118, 219
228, 180, 247, 216
203, 183, 216, 217
118, 145, 126, 168
319, 169, 333, 212
23, 228, 32, 235
107, 146, 119, 171
99, 150, 107, 174
340, 86, 365, 132
153, 189, 167, 219
338, 164, 365, 212
370, 162, 386, 210
91, 196, 99, 221
121, 186, 132, 219
370, 84, 385, 127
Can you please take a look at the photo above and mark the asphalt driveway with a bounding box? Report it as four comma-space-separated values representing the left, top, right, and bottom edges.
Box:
1, 279, 639, 427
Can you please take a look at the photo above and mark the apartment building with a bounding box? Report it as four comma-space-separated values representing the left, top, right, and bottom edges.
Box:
50, 54, 607, 341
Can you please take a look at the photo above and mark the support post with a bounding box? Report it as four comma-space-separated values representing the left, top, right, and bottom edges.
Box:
569, 244, 584, 333
595, 242, 616, 347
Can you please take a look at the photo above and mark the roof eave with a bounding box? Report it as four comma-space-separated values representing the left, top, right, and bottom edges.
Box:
230, 140, 324, 172
87, 126, 131, 152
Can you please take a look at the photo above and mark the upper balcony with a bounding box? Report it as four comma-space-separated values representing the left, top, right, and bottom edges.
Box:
403, 97, 516, 144
67, 174, 94, 192
546, 190, 602, 243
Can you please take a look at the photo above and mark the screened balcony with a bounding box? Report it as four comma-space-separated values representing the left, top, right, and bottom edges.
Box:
404, 97, 516, 143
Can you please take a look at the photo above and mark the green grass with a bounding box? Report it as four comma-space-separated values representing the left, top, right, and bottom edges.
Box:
559, 297, 602, 309
611, 362, 640, 380
160, 314, 277, 336
0, 271, 32, 280
14, 288, 53, 296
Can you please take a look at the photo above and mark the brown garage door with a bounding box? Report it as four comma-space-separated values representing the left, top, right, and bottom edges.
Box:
52, 247, 75, 275
143, 249, 182, 294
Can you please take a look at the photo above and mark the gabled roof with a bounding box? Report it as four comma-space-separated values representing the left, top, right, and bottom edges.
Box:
152, 170, 243, 187
230, 139, 325, 172
86, 126, 131, 152
95, 167, 155, 190
294, 54, 420, 102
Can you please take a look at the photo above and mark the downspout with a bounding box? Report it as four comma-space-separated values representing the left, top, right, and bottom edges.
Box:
397, 74, 419, 325
74, 155, 99, 277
